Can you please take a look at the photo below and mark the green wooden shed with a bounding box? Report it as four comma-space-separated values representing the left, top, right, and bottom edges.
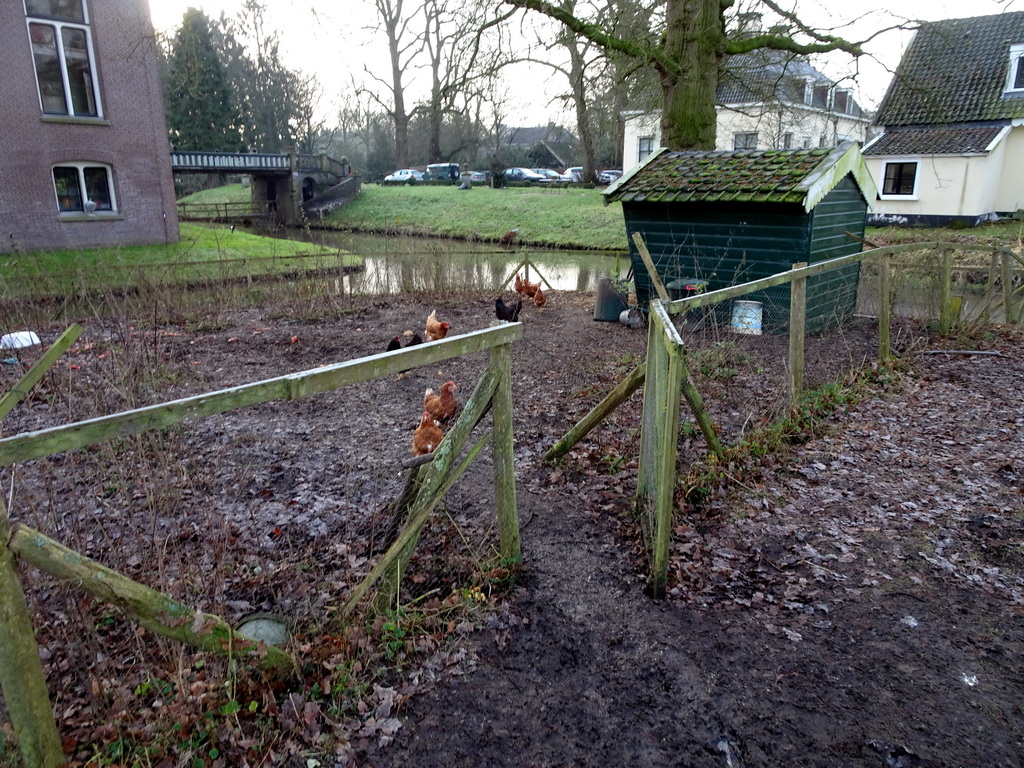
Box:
604, 142, 877, 334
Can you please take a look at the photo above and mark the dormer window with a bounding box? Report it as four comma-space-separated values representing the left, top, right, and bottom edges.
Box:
1005, 44, 1024, 94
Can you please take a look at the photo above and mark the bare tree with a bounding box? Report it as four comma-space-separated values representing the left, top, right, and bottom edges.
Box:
367, 0, 422, 167
420, 0, 519, 163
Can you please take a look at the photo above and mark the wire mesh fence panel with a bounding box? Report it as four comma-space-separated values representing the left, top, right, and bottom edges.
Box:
660, 244, 1024, 463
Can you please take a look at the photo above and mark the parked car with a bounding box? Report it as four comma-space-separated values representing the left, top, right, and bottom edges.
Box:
383, 169, 423, 182
425, 162, 460, 182
597, 169, 623, 184
464, 170, 489, 183
560, 166, 584, 182
503, 167, 548, 183
532, 168, 562, 182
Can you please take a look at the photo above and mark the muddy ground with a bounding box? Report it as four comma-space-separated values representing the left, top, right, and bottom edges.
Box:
1, 288, 1022, 767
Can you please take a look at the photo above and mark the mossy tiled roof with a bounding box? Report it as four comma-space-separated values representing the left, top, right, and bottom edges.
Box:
863, 125, 1006, 156
875, 12, 1024, 125
604, 144, 875, 210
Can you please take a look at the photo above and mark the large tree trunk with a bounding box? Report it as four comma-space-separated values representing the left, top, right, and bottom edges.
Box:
567, 36, 597, 182
659, 0, 724, 151
381, 0, 412, 167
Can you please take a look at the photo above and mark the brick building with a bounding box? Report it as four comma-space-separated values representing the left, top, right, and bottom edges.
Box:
1, 0, 179, 254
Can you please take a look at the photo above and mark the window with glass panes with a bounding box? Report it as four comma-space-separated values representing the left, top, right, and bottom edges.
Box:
638, 135, 654, 163
53, 164, 114, 212
26, 0, 100, 117
1006, 44, 1024, 93
882, 162, 917, 196
733, 132, 758, 150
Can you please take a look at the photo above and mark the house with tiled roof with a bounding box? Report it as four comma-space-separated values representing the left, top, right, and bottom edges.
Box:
604, 142, 876, 332
0, 0, 178, 253
863, 12, 1024, 226
622, 49, 873, 170
496, 124, 578, 168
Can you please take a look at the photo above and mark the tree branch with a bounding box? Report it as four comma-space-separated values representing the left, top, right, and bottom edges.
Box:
503, 0, 681, 76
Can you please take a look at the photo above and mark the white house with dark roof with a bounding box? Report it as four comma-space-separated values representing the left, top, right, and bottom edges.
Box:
622, 50, 872, 169
863, 11, 1024, 226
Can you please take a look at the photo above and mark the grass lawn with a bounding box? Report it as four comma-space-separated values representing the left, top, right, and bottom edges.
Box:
180, 183, 629, 250
180, 184, 1024, 254
866, 219, 1024, 248
2, 223, 356, 300
325, 184, 629, 250
176, 184, 252, 208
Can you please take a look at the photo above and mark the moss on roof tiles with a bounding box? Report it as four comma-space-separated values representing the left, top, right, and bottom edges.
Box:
605, 143, 876, 211
607, 147, 828, 204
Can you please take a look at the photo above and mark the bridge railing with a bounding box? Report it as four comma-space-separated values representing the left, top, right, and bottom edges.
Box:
170, 151, 290, 172
296, 153, 350, 177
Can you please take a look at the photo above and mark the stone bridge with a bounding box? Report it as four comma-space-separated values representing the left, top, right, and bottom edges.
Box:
170, 150, 361, 224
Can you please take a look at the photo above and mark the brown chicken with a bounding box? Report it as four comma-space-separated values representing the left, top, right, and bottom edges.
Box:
425, 310, 450, 341
424, 381, 458, 422
514, 273, 540, 298
412, 410, 444, 456
533, 286, 547, 307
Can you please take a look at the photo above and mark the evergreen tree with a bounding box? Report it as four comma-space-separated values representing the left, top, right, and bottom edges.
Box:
163, 9, 244, 152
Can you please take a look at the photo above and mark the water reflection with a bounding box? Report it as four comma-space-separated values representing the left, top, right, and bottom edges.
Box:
280, 229, 625, 296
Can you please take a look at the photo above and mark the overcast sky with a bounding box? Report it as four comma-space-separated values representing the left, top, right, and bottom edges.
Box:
147, 0, 1022, 122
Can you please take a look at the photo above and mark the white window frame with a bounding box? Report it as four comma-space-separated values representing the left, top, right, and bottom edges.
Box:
1004, 43, 1024, 94
25, 0, 103, 118
733, 132, 758, 150
637, 135, 655, 163
879, 158, 919, 201
52, 162, 118, 216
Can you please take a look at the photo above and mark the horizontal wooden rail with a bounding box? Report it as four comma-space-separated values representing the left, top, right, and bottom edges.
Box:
0, 324, 523, 466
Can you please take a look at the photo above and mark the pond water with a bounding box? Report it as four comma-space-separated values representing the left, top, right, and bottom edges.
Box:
275, 229, 628, 296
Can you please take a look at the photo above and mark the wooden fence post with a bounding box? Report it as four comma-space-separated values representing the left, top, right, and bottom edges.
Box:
982, 252, 999, 325
788, 263, 807, 408
939, 249, 954, 334
490, 342, 521, 562
637, 303, 685, 598
632, 233, 670, 300
0, 501, 64, 768
879, 252, 891, 361
8, 524, 296, 675
0, 324, 83, 421
356, 367, 500, 617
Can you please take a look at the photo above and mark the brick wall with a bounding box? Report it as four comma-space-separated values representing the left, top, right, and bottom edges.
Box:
0, 0, 179, 254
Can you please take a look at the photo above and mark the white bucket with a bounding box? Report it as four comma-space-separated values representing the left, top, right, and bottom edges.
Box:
0, 331, 40, 349
731, 300, 762, 335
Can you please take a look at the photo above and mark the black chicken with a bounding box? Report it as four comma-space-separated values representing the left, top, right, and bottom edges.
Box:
495, 296, 523, 322
387, 331, 424, 353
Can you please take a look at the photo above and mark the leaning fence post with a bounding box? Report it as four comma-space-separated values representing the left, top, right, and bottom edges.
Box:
0, 324, 83, 421
879, 252, 891, 361
544, 361, 646, 461
490, 342, 521, 562
982, 252, 999, 325
788, 263, 807, 408
0, 500, 64, 768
